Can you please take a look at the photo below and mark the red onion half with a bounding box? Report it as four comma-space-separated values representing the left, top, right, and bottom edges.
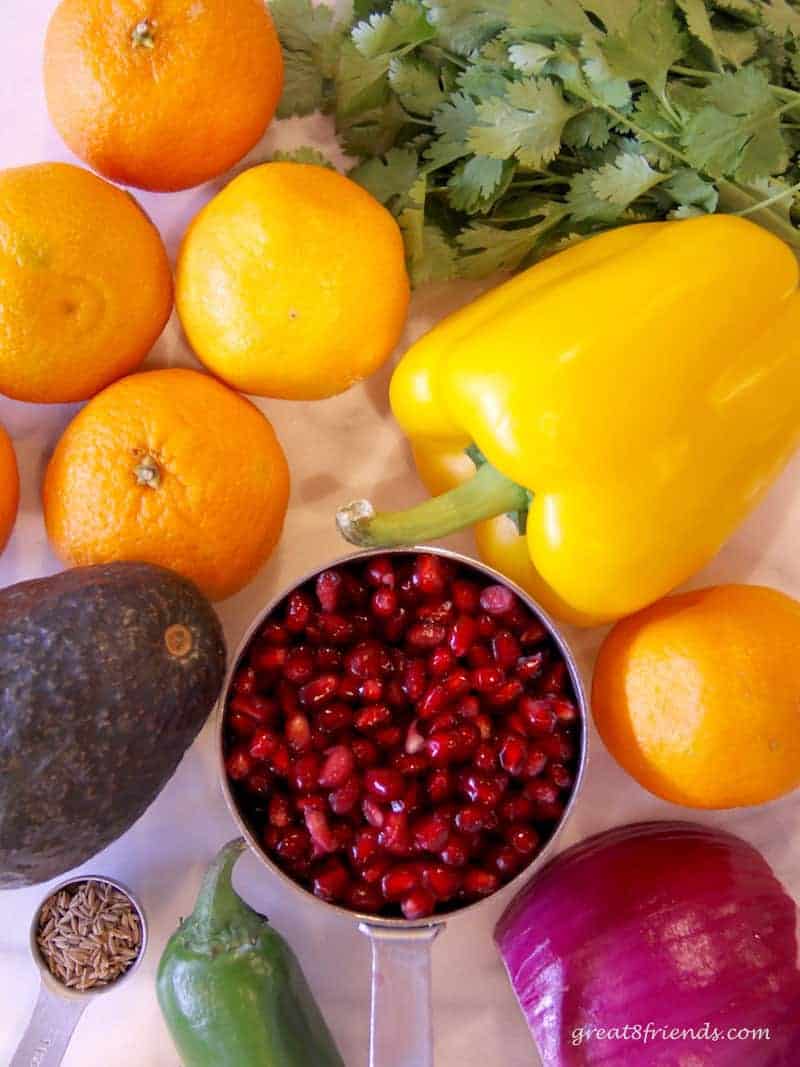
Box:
495, 821, 800, 1066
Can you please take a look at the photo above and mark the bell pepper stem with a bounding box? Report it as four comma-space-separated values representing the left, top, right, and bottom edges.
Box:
190, 838, 250, 936
337, 460, 530, 547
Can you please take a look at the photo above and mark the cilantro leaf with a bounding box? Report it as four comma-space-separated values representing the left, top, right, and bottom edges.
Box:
661, 167, 719, 210
578, 0, 640, 34
569, 153, 668, 220
272, 147, 336, 168
388, 56, 446, 114
468, 78, 577, 168
676, 0, 721, 66
412, 225, 460, 284
680, 66, 789, 181
563, 109, 613, 149
581, 37, 634, 107
508, 43, 555, 75
507, 0, 594, 38
421, 0, 510, 55
425, 92, 478, 169
600, 0, 687, 100
270, 0, 345, 117
353, 0, 436, 58
349, 147, 420, 203
447, 157, 516, 213
761, 0, 800, 38
712, 28, 759, 66
457, 205, 566, 277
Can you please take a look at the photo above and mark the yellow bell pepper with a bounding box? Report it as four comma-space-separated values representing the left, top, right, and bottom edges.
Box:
337, 215, 800, 626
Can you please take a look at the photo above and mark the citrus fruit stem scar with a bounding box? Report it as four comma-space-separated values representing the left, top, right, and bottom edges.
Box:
131, 20, 156, 49
134, 454, 162, 488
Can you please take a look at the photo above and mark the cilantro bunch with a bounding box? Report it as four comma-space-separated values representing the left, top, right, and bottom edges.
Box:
272, 0, 800, 282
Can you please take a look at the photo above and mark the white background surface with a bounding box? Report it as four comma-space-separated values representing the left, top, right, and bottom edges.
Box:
1, 3, 799, 1065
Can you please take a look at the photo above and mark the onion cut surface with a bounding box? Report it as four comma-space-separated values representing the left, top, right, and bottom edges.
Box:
494, 821, 800, 1065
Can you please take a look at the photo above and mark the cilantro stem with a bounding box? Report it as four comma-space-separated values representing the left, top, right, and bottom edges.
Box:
730, 177, 800, 218
671, 64, 800, 104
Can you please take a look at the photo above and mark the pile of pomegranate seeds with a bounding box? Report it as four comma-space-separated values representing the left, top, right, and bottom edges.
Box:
224, 553, 580, 919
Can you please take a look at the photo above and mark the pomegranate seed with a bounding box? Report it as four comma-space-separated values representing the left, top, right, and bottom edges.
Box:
320, 614, 353, 644
268, 793, 292, 827
467, 644, 492, 668
423, 864, 462, 900
440, 834, 470, 867
337, 676, 360, 701
354, 704, 392, 732
524, 779, 560, 806
442, 668, 471, 701
487, 844, 520, 879
275, 827, 311, 863
303, 615, 325, 644
316, 569, 343, 613
461, 772, 505, 807
285, 590, 313, 632
345, 641, 385, 678
316, 646, 343, 671
269, 743, 291, 777
226, 747, 253, 780
492, 630, 520, 668
261, 622, 289, 645
507, 824, 540, 855
379, 811, 412, 855
316, 703, 353, 733
312, 858, 350, 902
552, 698, 578, 723
401, 659, 427, 701
319, 745, 355, 788
351, 827, 381, 868
374, 725, 403, 749
348, 883, 384, 914
427, 768, 453, 803
519, 696, 557, 734
474, 713, 494, 741
523, 746, 548, 778
455, 805, 495, 833
233, 666, 257, 694
366, 557, 396, 587
537, 799, 566, 821
487, 679, 524, 706
476, 613, 497, 639
371, 587, 398, 618
540, 733, 575, 761
412, 553, 446, 596
342, 571, 367, 605
229, 714, 257, 742
329, 776, 361, 815
426, 731, 467, 766
418, 683, 448, 719
455, 694, 480, 719
277, 680, 300, 717
429, 646, 455, 677
230, 693, 279, 724
463, 867, 500, 897
520, 620, 548, 646
381, 864, 420, 901
286, 714, 312, 754
516, 651, 547, 681
416, 599, 455, 625
365, 768, 405, 801
499, 735, 528, 776
363, 796, 387, 828
500, 794, 534, 823
351, 614, 373, 640
382, 609, 409, 641
291, 754, 320, 792
283, 647, 315, 685
304, 809, 338, 853
362, 853, 392, 887
472, 666, 505, 692
400, 782, 424, 818
474, 742, 498, 772
402, 888, 436, 920
384, 679, 406, 707
479, 584, 515, 616
548, 762, 573, 789
413, 812, 450, 852
299, 674, 339, 708
359, 678, 384, 702
296, 793, 326, 815
427, 710, 459, 734
393, 752, 429, 775
249, 728, 279, 761
352, 737, 379, 768
448, 615, 478, 657
407, 621, 447, 650
333, 823, 354, 852
404, 719, 426, 754
455, 721, 480, 752
541, 660, 568, 694
452, 579, 480, 613
245, 769, 273, 795
263, 826, 281, 850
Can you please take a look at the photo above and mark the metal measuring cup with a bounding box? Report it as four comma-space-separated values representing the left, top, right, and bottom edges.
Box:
11, 875, 148, 1067
219, 546, 589, 1067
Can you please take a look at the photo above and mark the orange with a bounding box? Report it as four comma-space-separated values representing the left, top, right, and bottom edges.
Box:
0, 424, 19, 554
176, 163, 411, 400
592, 585, 800, 809
44, 0, 283, 192
43, 368, 290, 600
0, 163, 172, 404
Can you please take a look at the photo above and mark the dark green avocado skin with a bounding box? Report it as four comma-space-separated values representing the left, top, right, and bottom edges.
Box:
0, 562, 226, 888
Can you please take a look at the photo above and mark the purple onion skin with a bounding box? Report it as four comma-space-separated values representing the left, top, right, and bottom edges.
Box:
494, 821, 800, 1066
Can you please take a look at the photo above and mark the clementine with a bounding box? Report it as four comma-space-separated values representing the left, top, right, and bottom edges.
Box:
0, 424, 19, 555
43, 368, 290, 600
44, 0, 284, 192
592, 585, 800, 809
0, 163, 172, 404
176, 163, 410, 400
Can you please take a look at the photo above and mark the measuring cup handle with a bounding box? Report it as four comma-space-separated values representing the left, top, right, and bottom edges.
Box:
10, 984, 88, 1067
359, 922, 443, 1067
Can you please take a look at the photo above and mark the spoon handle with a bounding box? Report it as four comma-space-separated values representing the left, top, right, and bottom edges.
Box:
10, 984, 88, 1067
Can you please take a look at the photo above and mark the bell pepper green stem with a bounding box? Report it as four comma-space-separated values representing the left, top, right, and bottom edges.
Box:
337, 460, 530, 547
190, 838, 250, 938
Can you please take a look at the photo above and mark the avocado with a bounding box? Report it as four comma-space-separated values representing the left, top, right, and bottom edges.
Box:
0, 562, 226, 888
